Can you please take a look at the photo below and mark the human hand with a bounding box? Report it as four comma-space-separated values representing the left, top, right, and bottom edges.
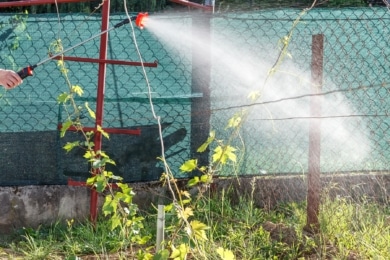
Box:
0, 69, 23, 89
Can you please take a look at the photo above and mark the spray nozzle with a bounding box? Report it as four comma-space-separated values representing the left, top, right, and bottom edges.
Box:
114, 13, 149, 29
135, 12, 148, 29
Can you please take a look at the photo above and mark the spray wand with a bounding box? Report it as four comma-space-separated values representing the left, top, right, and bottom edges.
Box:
17, 12, 148, 79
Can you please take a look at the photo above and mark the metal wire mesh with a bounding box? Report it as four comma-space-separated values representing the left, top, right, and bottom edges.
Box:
0, 13, 193, 184
211, 7, 390, 177
0, 5, 389, 186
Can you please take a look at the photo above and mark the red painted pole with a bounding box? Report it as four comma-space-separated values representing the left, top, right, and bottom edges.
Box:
0, 0, 92, 8
169, 0, 212, 11
51, 55, 158, 67
90, 0, 110, 224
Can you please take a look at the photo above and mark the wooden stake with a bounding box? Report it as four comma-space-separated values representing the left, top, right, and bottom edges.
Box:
306, 34, 324, 232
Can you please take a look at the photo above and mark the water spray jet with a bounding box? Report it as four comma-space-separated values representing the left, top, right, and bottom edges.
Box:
17, 12, 149, 79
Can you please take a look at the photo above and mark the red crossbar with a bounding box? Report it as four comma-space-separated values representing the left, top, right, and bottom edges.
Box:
0, 0, 94, 8
169, 0, 212, 11
68, 178, 119, 189
50, 56, 158, 67
58, 124, 141, 135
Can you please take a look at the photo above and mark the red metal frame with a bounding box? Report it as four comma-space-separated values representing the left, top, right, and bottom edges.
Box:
1, 0, 156, 224
68, 178, 119, 189
0, 0, 93, 8
57, 124, 141, 135
51, 55, 158, 67
169, 0, 212, 11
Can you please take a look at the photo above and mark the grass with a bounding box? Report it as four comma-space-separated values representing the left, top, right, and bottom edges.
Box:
0, 186, 389, 259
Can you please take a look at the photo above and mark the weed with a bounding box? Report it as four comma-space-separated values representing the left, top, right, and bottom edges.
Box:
11, 234, 57, 260
319, 196, 390, 259
2, 192, 389, 259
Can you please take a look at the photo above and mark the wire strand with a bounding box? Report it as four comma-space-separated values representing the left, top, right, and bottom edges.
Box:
212, 82, 389, 112
122, 7, 175, 201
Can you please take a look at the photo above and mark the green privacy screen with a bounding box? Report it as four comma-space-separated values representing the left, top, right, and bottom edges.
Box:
0, 13, 193, 185
0, 7, 389, 185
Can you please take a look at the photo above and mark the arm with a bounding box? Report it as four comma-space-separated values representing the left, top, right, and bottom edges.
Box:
0, 69, 23, 89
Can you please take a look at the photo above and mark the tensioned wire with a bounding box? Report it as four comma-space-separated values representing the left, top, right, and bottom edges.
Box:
6, 75, 389, 123
75, 81, 390, 121
122, 0, 185, 206
123, 3, 173, 186
52, 0, 107, 46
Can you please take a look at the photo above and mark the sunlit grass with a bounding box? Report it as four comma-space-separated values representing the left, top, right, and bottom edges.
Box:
1, 185, 389, 259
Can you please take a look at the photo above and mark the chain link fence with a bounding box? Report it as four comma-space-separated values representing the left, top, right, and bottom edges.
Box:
211, 7, 390, 177
0, 5, 389, 188
0, 12, 193, 184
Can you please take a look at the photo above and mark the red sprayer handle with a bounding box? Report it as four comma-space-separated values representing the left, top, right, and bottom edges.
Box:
17, 65, 36, 79
16, 13, 147, 80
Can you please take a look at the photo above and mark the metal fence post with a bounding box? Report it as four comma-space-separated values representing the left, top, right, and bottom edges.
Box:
306, 34, 324, 232
90, 0, 110, 224
190, 13, 212, 169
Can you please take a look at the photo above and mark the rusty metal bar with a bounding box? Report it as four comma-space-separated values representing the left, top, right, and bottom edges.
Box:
89, 0, 110, 224
57, 124, 141, 135
190, 14, 211, 170
0, 0, 93, 8
306, 34, 324, 232
68, 178, 118, 189
51, 55, 158, 67
169, 0, 212, 11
